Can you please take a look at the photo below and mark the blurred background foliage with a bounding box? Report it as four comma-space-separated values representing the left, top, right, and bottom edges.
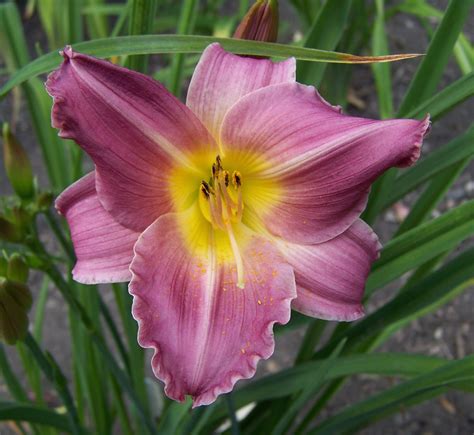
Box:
0, 0, 473, 434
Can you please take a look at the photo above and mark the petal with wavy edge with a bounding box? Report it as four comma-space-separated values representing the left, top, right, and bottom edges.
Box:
275, 219, 381, 321
46, 47, 217, 232
56, 172, 140, 284
186, 43, 296, 142
221, 82, 430, 244
129, 206, 296, 406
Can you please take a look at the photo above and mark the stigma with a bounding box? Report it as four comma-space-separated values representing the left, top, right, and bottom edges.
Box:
199, 156, 245, 288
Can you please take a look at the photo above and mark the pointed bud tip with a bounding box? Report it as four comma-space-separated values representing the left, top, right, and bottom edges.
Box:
234, 0, 279, 43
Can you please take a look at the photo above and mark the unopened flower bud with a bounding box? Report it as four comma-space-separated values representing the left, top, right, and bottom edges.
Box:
7, 254, 29, 283
0, 256, 7, 277
234, 0, 279, 43
2, 123, 35, 200
36, 191, 54, 211
0, 278, 32, 345
0, 216, 22, 243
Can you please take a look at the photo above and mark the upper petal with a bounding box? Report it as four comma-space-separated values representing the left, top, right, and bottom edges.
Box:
129, 206, 296, 406
221, 82, 430, 244
186, 43, 295, 142
276, 219, 381, 321
46, 47, 217, 232
56, 172, 140, 284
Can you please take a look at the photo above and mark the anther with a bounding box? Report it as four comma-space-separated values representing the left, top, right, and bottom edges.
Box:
216, 155, 223, 170
232, 171, 242, 188
200, 180, 211, 198
224, 171, 230, 187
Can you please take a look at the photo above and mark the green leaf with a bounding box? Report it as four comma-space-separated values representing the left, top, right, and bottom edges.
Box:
297, 0, 353, 86
206, 353, 466, 424
393, 0, 474, 74
404, 72, 474, 121
0, 35, 422, 99
383, 125, 474, 208
335, 247, 474, 353
0, 402, 72, 431
371, 0, 393, 118
0, 345, 29, 402
397, 0, 474, 116
396, 160, 470, 234
125, 0, 158, 72
366, 201, 474, 295
272, 340, 346, 435
169, 0, 198, 97
310, 355, 474, 434
158, 398, 192, 434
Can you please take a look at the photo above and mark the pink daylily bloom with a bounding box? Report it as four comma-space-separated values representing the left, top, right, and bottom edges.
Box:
46, 43, 429, 406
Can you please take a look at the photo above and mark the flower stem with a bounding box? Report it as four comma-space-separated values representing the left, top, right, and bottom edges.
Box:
44, 209, 75, 263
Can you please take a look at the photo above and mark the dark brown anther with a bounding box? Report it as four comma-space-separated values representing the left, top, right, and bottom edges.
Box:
233, 171, 242, 187
224, 171, 230, 187
201, 180, 211, 198
216, 155, 223, 170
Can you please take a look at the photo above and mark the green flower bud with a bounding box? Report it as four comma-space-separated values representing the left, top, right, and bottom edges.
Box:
36, 191, 54, 211
0, 256, 8, 277
0, 278, 32, 345
7, 254, 29, 283
234, 0, 279, 43
0, 216, 22, 243
2, 123, 35, 200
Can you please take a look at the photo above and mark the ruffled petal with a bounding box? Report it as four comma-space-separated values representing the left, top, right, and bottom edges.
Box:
186, 43, 295, 142
46, 47, 217, 232
129, 206, 296, 406
275, 219, 381, 321
221, 82, 430, 244
56, 172, 140, 284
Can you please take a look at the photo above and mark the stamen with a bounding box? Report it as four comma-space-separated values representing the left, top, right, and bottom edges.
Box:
223, 209, 245, 289
216, 155, 223, 170
200, 180, 211, 198
200, 157, 246, 288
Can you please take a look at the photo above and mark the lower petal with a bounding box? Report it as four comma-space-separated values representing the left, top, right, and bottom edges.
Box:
56, 172, 140, 284
275, 219, 381, 321
129, 206, 296, 406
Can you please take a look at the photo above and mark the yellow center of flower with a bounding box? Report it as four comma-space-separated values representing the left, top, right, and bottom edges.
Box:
199, 156, 245, 288
168, 150, 282, 289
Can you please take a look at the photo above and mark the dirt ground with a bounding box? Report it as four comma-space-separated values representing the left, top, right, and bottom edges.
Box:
0, 0, 473, 434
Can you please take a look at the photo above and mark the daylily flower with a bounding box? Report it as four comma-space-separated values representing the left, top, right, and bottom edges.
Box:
46, 44, 429, 406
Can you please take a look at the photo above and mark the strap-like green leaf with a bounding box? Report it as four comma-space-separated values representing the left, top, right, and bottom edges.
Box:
398, 0, 474, 116
0, 402, 72, 431
384, 125, 474, 208
206, 353, 466, 424
0, 35, 421, 99
371, 0, 393, 118
297, 0, 353, 86
366, 201, 474, 294
310, 355, 474, 434
335, 247, 474, 353
404, 72, 474, 121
